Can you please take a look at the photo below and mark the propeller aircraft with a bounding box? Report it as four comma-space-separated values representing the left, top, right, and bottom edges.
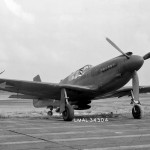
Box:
0, 38, 150, 121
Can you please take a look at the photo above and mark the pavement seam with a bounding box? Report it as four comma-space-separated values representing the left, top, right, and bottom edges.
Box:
83, 144, 150, 150
7, 129, 80, 150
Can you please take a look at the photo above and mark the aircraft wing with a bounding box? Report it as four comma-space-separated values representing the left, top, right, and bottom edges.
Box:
95, 86, 150, 99
0, 78, 97, 100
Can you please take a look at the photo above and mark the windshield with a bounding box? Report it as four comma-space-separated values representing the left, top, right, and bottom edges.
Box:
71, 65, 92, 79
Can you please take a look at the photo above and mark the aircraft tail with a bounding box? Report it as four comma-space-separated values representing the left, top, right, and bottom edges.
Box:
33, 75, 41, 108
33, 75, 42, 82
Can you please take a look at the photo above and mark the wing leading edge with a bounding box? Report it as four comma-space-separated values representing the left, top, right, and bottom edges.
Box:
0, 78, 97, 100
94, 86, 150, 99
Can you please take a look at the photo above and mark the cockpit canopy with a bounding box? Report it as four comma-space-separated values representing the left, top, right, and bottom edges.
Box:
70, 65, 92, 80
60, 65, 93, 83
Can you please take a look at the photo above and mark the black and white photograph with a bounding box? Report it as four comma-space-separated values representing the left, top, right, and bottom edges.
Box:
0, 0, 150, 149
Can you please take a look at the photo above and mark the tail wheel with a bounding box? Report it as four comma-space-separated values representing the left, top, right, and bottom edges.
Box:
47, 111, 53, 116
132, 104, 143, 119
62, 104, 74, 121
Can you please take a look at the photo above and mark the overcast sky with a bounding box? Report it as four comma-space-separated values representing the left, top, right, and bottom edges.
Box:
0, 0, 150, 85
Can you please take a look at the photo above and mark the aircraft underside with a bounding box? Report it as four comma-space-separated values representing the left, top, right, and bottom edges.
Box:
33, 85, 143, 121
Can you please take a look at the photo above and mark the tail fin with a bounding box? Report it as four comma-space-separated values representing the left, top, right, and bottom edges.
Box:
33, 75, 42, 82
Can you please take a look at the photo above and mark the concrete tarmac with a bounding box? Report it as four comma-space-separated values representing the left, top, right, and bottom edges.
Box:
0, 94, 150, 150
1, 114, 150, 150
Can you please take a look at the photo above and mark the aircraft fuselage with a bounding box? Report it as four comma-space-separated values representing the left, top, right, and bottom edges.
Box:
60, 54, 144, 97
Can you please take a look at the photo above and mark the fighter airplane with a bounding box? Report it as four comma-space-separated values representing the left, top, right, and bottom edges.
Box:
0, 38, 150, 121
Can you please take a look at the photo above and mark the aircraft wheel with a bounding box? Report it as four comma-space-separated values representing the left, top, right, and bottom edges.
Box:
62, 104, 74, 121
47, 111, 53, 116
132, 104, 142, 119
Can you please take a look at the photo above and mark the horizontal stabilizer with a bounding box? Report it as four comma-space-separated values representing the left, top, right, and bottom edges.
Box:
9, 94, 36, 99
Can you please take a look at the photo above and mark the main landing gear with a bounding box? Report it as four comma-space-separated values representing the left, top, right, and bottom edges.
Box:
62, 104, 74, 121
46, 88, 74, 121
132, 105, 142, 119
130, 90, 143, 119
60, 88, 74, 121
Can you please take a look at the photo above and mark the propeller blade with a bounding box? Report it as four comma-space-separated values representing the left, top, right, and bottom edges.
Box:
106, 37, 130, 59
143, 52, 150, 60
132, 71, 139, 102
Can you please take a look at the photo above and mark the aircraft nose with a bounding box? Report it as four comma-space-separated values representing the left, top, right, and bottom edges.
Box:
120, 55, 144, 73
128, 55, 144, 71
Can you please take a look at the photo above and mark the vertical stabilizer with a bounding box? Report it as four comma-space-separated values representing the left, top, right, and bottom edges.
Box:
33, 75, 42, 82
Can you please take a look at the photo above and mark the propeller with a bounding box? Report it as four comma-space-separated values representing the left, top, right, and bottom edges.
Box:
132, 70, 139, 103
106, 37, 150, 61
143, 52, 150, 60
106, 37, 130, 59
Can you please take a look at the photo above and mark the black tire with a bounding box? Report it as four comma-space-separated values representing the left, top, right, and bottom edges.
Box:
62, 104, 74, 121
47, 111, 53, 116
132, 105, 142, 119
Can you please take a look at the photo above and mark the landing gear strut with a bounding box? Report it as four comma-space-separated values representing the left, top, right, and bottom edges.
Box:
47, 106, 53, 116
130, 90, 143, 119
60, 88, 74, 121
